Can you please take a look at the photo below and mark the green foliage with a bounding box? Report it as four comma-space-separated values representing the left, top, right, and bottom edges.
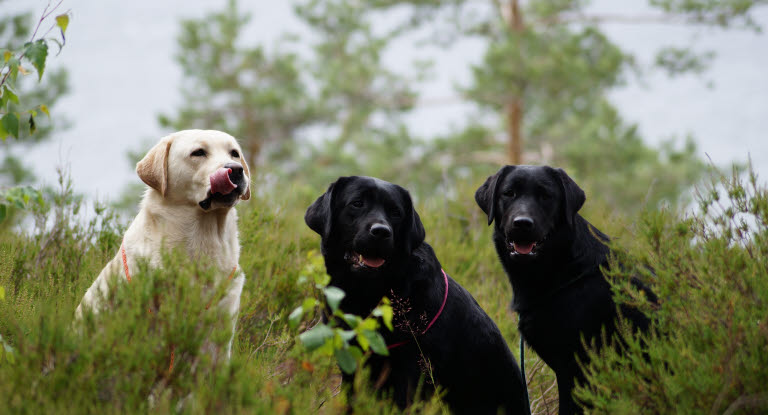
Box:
6, 162, 768, 413
293, 0, 419, 143
0, 111, 19, 138
654, 46, 715, 77
0, 66, 68, 147
160, 0, 424, 191
155, 0, 767, 214
55, 14, 69, 40
289, 250, 394, 374
2, 1, 764, 411
554, 101, 707, 211
1, 1, 71, 224
575, 164, 768, 414
467, 25, 627, 111
158, 0, 324, 169
23, 39, 48, 81
0, 2, 69, 141
0, 184, 43, 221
650, 0, 767, 29
0, 173, 550, 413
0, 245, 12, 364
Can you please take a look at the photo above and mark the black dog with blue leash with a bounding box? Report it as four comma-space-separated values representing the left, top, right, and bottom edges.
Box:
475, 165, 656, 415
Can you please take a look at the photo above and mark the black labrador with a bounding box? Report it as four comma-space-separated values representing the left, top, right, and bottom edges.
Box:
306, 176, 528, 414
475, 165, 655, 415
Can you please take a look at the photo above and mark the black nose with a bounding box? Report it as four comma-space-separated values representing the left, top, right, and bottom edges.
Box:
224, 163, 244, 182
513, 216, 534, 229
370, 223, 392, 239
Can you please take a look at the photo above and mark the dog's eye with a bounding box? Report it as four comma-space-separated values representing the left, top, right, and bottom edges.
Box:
503, 189, 516, 198
390, 209, 402, 219
230, 150, 240, 158
350, 200, 363, 208
191, 149, 207, 157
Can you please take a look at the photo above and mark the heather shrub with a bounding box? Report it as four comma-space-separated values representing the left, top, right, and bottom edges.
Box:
2, 169, 765, 414
577, 166, 768, 414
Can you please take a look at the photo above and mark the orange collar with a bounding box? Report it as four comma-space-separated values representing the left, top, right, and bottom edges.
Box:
120, 241, 132, 282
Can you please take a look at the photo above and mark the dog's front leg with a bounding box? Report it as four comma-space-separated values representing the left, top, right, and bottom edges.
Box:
75, 257, 123, 319
556, 371, 581, 415
218, 272, 245, 360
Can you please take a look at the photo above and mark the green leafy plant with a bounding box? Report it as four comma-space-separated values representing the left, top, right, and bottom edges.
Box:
1, 2, 70, 224
0, 185, 43, 222
0, 2, 68, 140
289, 250, 393, 374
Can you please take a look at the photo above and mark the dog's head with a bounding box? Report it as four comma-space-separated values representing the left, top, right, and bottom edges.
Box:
136, 130, 251, 211
305, 176, 425, 275
475, 165, 585, 260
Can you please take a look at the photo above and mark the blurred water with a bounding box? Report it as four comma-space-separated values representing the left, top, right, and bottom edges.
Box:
9, 0, 768, 201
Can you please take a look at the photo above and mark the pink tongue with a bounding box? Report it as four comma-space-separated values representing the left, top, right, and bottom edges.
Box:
513, 242, 535, 255
361, 256, 385, 268
210, 167, 237, 195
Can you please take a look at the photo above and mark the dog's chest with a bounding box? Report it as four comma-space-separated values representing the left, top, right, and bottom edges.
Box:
172, 214, 240, 269
390, 291, 430, 336
518, 279, 616, 367
519, 305, 580, 367
187, 236, 239, 267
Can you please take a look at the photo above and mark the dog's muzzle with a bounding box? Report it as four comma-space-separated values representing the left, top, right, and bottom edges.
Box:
210, 167, 238, 195
199, 163, 246, 210
505, 215, 546, 257
345, 251, 386, 269
344, 222, 392, 270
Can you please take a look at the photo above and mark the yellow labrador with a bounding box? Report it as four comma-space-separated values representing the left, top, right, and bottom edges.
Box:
76, 129, 250, 360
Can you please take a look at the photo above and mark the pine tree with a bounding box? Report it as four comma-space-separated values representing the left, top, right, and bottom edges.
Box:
159, 0, 765, 211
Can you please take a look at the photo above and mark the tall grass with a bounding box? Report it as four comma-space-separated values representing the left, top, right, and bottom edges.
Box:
1, 170, 765, 414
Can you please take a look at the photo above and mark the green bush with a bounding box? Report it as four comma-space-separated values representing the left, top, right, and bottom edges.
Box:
576, 165, 768, 414
1, 169, 766, 414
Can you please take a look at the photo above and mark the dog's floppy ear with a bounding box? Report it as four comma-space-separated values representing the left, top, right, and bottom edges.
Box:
305, 177, 351, 238
475, 165, 515, 225
240, 153, 251, 201
305, 183, 335, 238
397, 185, 425, 254
553, 167, 585, 227
136, 135, 174, 197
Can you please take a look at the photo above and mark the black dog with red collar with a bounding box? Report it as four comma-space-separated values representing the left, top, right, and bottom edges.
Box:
306, 176, 528, 414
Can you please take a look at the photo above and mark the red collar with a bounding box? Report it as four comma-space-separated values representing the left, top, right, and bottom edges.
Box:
387, 268, 449, 350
